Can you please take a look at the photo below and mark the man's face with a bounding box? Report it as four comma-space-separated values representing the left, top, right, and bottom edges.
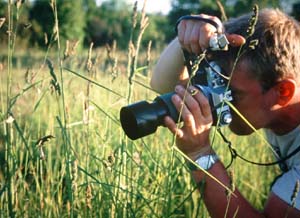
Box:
227, 60, 275, 135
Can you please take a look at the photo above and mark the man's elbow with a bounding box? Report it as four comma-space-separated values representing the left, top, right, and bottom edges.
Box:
150, 75, 162, 93
150, 65, 165, 93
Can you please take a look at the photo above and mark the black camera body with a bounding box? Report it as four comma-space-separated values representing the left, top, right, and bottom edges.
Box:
120, 60, 233, 140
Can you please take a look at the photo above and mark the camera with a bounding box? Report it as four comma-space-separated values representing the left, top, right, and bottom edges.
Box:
120, 60, 233, 140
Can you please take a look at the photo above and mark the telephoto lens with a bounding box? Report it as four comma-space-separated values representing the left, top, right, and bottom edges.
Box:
120, 93, 178, 140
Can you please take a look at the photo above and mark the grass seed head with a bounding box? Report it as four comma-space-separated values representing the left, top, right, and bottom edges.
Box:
86, 184, 93, 209
291, 180, 300, 207
246, 5, 259, 38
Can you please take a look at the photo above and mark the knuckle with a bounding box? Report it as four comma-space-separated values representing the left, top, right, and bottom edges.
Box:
201, 97, 210, 107
196, 92, 210, 106
188, 100, 199, 111
190, 34, 199, 44
210, 16, 220, 22
183, 39, 190, 47
178, 36, 184, 45
184, 113, 194, 125
191, 47, 200, 54
202, 23, 214, 32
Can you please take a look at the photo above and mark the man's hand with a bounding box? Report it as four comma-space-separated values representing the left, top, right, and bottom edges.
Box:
164, 85, 213, 160
177, 14, 246, 54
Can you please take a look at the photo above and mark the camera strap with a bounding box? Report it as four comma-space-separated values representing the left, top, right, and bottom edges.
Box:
182, 49, 199, 77
175, 15, 221, 33
217, 128, 300, 170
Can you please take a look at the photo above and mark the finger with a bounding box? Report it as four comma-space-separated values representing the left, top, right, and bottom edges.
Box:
198, 14, 223, 33
172, 94, 195, 128
226, 34, 246, 47
199, 23, 218, 50
192, 89, 212, 118
175, 86, 202, 126
184, 86, 212, 128
183, 22, 194, 53
177, 20, 186, 45
185, 87, 204, 121
164, 116, 184, 138
190, 24, 201, 54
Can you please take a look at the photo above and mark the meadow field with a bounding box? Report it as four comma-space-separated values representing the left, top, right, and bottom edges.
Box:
0, 1, 281, 217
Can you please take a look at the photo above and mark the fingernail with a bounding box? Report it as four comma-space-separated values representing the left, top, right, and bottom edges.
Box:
173, 94, 180, 102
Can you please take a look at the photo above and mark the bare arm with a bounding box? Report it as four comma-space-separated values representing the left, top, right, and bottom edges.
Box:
150, 37, 189, 93
191, 160, 300, 218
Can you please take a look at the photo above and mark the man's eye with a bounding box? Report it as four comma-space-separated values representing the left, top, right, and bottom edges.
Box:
230, 90, 239, 101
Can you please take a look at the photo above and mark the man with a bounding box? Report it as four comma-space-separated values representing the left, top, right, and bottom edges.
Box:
150, 8, 300, 218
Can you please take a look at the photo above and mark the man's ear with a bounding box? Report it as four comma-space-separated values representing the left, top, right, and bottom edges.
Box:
274, 79, 296, 106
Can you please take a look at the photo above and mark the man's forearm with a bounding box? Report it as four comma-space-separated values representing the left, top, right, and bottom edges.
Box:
151, 38, 188, 93
191, 161, 264, 218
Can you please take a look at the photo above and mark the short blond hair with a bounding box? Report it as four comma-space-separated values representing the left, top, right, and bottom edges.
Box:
223, 8, 300, 89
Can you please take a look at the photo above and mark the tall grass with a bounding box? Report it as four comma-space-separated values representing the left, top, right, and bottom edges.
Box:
0, 1, 280, 217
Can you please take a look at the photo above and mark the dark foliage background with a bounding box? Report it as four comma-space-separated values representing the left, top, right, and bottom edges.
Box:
0, 0, 299, 50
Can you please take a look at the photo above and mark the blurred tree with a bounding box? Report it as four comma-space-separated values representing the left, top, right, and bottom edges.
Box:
100, 0, 128, 10
0, 0, 8, 46
0, 0, 6, 17
229, 0, 280, 16
56, 0, 86, 48
83, 0, 98, 20
3, 0, 298, 51
165, 0, 294, 41
0, 1, 32, 48
142, 14, 171, 48
29, 1, 54, 47
84, 0, 132, 48
168, 0, 283, 24
29, 0, 86, 49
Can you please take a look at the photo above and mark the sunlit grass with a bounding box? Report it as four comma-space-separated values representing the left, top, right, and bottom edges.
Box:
0, 1, 280, 217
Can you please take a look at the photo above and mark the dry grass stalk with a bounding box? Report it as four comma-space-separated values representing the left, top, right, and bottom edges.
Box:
131, 1, 138, 29
247, 5, 259, 38
71, 159, 78, 198
225, 170, 235, 198
86, 184, 92, 209
0, 18, 5, 29
44, 33, 48, 45
15, 0, 24, 10
64, 40, 70, 60
216, 0, 227, 21
86, 42, 94, 72
284, 180, 300, 218
146, 40, 152, 73
106, 41, 119, 81
291, 180, 300, 207
64, 40, 80, 60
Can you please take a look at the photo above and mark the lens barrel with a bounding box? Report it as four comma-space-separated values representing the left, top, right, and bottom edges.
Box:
120, 92, 178, 140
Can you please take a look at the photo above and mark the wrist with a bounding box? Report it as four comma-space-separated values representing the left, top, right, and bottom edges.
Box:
187, 146, 214, 161
187, 153, 219, 171
186, 146, 219, 171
